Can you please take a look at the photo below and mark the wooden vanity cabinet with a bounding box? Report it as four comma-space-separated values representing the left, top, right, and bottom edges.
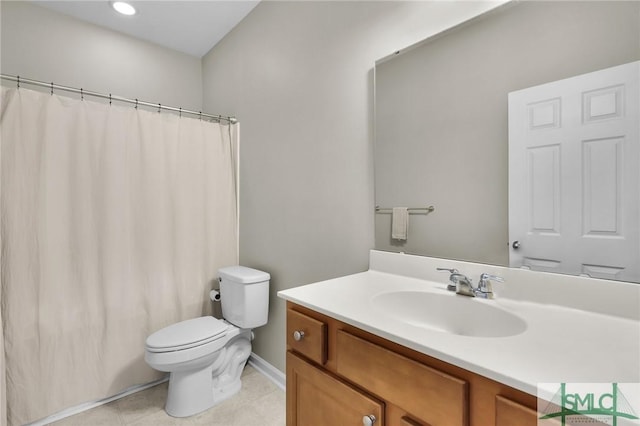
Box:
286, 302, 538, 426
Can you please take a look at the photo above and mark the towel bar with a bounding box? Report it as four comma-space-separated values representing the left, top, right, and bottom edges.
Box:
375, 205, 435, 214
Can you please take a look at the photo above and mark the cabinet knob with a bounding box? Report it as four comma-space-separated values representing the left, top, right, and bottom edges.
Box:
293, 330, 305, 341
362, 414, 377, 426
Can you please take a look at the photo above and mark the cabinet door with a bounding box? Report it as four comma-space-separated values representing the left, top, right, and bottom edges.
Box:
287, 351, 384, 426
400, 416, 429, 426
495, 395, 537, 426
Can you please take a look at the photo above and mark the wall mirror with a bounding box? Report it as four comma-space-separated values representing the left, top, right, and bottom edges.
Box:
374, 1, 640, 283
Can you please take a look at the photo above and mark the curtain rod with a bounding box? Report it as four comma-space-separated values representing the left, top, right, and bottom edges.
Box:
1, 74, 237, 124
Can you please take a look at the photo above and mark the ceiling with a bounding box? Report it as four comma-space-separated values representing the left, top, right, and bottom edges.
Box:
31, 1, 260, 58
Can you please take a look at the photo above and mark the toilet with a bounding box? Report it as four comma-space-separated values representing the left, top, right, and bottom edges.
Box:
144, 266, 270, 417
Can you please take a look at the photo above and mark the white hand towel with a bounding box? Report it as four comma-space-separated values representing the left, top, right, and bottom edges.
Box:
391, 207, 409, 240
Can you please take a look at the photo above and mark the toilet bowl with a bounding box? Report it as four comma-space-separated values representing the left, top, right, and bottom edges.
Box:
144, 266, 269, 417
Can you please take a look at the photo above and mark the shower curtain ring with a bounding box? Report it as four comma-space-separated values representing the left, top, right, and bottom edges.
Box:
50, 82, 54, 95
80, 88, 84, 101
135, 99, 138, 109
199, 112, 202, 121
109, 94, 112, 105
179, 107, 182, 117
158, 103, 161, 113
16, 75, 20, 89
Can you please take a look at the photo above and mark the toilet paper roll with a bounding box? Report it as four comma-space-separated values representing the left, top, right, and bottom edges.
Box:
209, 290, 221, 302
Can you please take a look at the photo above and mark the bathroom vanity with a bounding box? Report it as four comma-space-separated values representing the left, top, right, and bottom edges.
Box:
278, 250, 640, 426
285, 302, 536, 426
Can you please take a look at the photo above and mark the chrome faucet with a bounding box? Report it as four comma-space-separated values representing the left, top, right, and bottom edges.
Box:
437, 268, 503, 299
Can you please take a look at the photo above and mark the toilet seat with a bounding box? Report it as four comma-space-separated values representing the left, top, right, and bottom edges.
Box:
146, 317, 229, 353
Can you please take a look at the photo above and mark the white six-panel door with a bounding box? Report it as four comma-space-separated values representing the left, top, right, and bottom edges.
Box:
509, 61, 639, 282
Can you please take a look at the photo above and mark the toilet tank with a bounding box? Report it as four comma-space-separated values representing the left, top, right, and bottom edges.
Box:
218, 266, 270, 329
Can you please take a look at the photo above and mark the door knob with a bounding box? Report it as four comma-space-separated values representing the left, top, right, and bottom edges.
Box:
512, 240, 521, 249
293, 330, 305, 341
362, 414, 377, 426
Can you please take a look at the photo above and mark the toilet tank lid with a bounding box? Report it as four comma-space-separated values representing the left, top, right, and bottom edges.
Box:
219, 266, 270, 284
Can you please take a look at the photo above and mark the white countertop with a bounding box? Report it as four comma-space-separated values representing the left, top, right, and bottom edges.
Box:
278, 251, 640, 396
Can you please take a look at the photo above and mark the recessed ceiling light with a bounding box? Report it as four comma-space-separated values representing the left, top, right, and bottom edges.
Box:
111, 1, 136, 16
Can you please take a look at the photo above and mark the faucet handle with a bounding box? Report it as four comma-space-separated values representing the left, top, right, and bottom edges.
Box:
437, 268, 460, 292
477, 273, 503, 297
479, 273, 504, 283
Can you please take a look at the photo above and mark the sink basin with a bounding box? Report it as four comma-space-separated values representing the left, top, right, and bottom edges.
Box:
371, 291, 527, 338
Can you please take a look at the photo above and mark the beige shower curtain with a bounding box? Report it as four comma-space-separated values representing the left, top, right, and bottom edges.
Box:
0, 87, 239, 425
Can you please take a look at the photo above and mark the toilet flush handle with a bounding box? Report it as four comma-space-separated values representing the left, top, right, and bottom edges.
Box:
293, 330, 305, 341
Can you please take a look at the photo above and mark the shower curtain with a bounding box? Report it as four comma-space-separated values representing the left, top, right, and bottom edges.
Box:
0, 86, 239, 425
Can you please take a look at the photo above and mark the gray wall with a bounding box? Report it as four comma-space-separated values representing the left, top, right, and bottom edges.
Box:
1, 1, 202, 111
201, 1, 503, 372
375, 1, 640, 266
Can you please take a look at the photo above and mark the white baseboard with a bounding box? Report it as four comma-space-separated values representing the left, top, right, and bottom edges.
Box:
248, 352, 286, 391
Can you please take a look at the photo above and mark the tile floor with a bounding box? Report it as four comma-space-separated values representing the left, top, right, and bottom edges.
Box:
50, 366, 285, 426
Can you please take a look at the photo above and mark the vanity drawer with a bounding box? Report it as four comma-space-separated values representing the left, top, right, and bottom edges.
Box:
286, 309, 327, 365
495, 395, 537, 426
336, 330, 468, 426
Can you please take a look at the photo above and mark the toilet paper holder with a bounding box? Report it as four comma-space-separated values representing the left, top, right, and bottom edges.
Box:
209, 289, 221, 302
